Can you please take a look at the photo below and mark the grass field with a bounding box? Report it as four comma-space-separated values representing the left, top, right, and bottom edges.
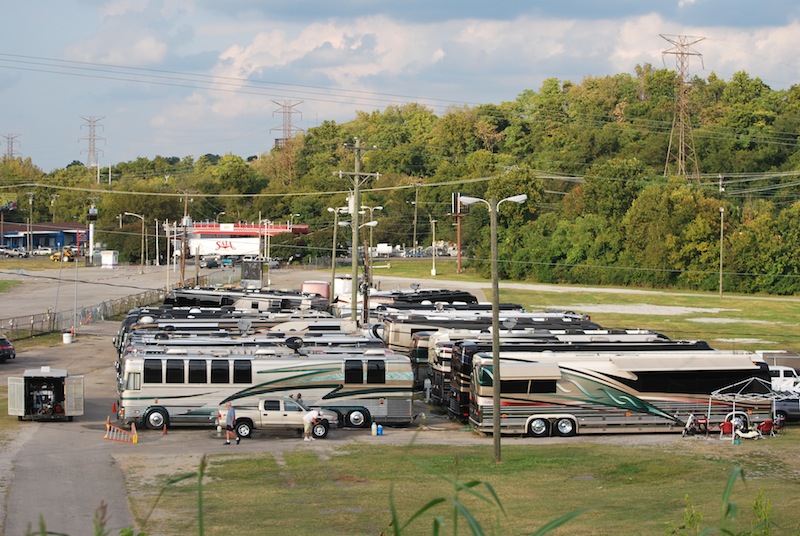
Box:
126, 434, 800, 535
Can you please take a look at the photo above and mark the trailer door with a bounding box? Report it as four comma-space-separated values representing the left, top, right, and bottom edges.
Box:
7, 376, 25, 416
64, 375, 85, 417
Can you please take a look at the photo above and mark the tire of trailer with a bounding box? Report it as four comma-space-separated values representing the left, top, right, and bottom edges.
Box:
346, 409, 369, 428
145, 408, 168, 430
555, 417, 576, 437
528, 418, 550, 438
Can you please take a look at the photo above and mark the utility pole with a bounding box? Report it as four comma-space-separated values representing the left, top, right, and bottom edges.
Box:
335, 138, 379, 322
661, 34, 704, 180
452, 192, 464, 273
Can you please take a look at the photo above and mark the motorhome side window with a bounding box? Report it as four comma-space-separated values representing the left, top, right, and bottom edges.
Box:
344, 360, 363, 384
188, 360, 207, 383
166, 359, 184, 383
232, 360, 252, 383
127, 372, 141, 390
210, 360, 229, 383
144, 359, 162, 383
502, 380, 528, 394
367, 360, 386, 384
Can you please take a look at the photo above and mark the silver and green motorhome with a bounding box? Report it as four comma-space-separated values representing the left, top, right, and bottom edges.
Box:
117, 348, 413, 430
469, 349, 772, 437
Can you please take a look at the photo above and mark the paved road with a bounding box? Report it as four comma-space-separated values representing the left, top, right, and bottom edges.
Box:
0, 322, 134, 536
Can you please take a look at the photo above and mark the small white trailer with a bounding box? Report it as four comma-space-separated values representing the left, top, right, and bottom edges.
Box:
8, 366, 84, 421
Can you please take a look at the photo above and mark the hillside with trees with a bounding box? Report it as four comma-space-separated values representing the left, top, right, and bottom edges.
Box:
2, 64, 800, 294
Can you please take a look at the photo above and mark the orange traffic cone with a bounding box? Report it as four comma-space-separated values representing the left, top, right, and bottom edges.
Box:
112, 402, 117, 413
162, 424, 168, 435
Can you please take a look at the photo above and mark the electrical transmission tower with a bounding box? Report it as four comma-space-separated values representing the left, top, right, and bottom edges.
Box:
270, 101, 304, 149
2, 134, 21, 159
80, 116, 105, 168
661, 34, 705, 180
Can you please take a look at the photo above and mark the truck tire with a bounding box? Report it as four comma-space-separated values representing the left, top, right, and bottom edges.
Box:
235, 420, 253, 438
312, 421, 330, 439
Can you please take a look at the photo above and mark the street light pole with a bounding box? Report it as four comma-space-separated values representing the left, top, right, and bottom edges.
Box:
430, 216, 437, 276
328, 207, 347, 306
361, 205, 382, 283
124, 211, 145, 274
719, 207, 724, 298
459, 193, 527, 464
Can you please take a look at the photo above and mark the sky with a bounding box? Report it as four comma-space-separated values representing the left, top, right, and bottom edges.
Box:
2, 0, 800, 173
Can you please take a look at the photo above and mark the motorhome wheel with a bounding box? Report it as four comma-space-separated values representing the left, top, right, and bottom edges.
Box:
528, 418, 549, 438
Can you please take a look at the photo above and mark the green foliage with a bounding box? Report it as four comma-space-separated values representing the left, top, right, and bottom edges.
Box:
12, 68, 800, 294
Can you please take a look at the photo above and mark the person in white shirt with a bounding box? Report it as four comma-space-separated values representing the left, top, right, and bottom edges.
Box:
302, 409, 323, 441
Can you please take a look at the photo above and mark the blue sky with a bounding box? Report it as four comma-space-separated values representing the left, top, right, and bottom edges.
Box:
1, 0, 799, 172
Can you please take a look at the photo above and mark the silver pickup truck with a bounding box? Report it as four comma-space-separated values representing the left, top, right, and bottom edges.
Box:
218, 397, 338, 439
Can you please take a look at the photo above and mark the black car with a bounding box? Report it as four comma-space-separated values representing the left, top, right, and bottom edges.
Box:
199, 258, 220, 268
0, 336, 15, 363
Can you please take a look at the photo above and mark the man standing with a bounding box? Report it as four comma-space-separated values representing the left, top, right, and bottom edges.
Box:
302, 408, 322, 442
224, 402, 241, 445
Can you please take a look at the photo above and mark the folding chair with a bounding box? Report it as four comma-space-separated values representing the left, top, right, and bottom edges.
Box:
719, 420, 734, 440
757, 419, 775, 437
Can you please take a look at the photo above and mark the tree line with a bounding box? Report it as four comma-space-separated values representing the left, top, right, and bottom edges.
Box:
2, 64, 800, 294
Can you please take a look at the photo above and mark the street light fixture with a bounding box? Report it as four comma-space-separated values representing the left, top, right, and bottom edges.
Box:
124, 211, 146, 274
215, 211, 226, 223
459, 193, 527, 463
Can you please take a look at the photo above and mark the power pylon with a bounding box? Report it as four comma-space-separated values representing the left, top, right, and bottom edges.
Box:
2, 134, 21, 159
661, 34, 704, 180
270, 101, 304, 148
80, 116, 105, 168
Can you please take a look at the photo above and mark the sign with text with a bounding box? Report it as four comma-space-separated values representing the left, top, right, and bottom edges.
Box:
187, 237, 260, 256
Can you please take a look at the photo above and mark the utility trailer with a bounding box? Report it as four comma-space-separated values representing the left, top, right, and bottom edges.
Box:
8, 366, 84, 421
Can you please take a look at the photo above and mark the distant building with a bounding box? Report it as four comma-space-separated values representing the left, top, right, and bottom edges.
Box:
1, 222, 87, 251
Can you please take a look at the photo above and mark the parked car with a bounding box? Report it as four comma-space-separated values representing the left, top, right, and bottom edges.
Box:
0, 336, 16, 363
31, 246, 54, 256
4, 247, 29, 258
199, 257, 220, 268
775, 398, 800, 422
